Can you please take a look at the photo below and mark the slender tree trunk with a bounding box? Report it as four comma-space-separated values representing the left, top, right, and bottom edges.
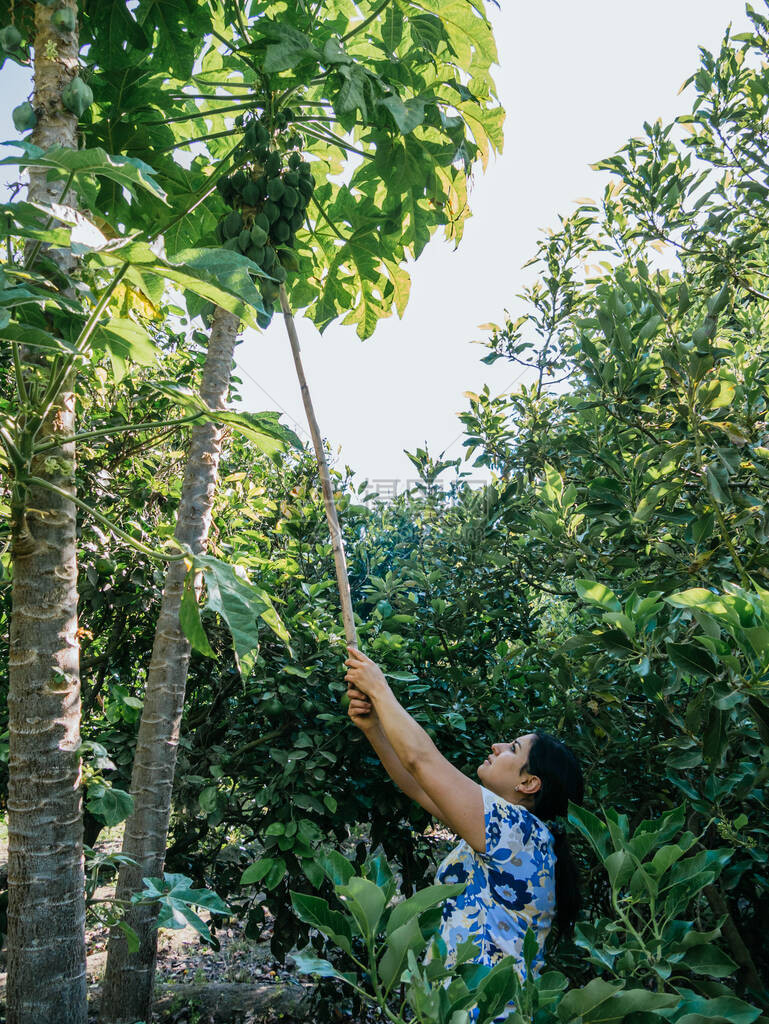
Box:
99, 306, 240, 1024
6, 4, 87, 1023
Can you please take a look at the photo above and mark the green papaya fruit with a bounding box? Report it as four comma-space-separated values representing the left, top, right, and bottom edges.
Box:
265, 152, 281, 177
255, 123, 269, 144
272, 264, 287, 284
263, 200, 281, 224
290, 210, 304, 232
61, 77, 93, 117
232, 170, 248, 192
238, 227, 252, 252
246, 244, 265, 265
0, 25, 22, 51
250, 223, 268, 247
272, 219, 290, 243
262, 246, 276, 270
268, 177, 285, 202
253, 212, 270, 233
284, 171, 299, 188
51, 8, 76, 33
242, 182, 261, 206
12, 101, 36, 132
282, 185, 298, 209
215, 220, 226, 244
298, 160, 312, 177
261, 279, 280, 304
288, 152, 301, 171
297, 177, 314, 201
223, 210, 243, 238
223, 237, 240, 251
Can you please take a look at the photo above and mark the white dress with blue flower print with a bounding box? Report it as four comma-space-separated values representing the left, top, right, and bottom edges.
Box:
433, 787, 556, 982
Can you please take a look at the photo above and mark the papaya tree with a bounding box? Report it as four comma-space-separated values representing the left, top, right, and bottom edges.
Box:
86, 2, 503, 1019
0, 3, 301, 1021
3, 4, 87, 1021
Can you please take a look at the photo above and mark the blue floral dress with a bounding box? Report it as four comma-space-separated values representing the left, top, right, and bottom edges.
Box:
432, 787, 556, 991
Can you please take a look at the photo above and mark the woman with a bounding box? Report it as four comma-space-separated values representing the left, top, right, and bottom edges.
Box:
344, 644, 584, 986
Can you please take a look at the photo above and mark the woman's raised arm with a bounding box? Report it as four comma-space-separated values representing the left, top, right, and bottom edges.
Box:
344, 647, 485, 852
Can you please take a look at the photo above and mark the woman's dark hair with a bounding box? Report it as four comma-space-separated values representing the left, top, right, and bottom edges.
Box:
524, 730, 585, 936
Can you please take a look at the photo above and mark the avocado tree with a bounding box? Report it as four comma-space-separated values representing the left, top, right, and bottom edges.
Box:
457, 9, 769, 997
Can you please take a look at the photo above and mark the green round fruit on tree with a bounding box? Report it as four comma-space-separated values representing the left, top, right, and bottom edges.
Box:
268, 177, 286, 202
264, 697, 283, 718
52, 8, 76, 32
272, 264, 287, 284
263, 200, 281, 225
0, 25, 22, 51
12, 102, 36, 133
250, 223, 268, 247
265, 152, 281, 178
223, 210, 243, 239
261, 279, 280, 304
242, 182, 261, 206
61, 77, 93, 117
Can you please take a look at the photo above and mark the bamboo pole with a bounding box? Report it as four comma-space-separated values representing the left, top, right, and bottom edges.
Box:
279, 284, 358, 648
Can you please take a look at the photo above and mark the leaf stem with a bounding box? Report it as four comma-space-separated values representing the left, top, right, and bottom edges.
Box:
144, 103, 254, 126
23, 168, 76, 272
25, 475, 187, 562
341, 0, 393, 42
33, 412, 205, 455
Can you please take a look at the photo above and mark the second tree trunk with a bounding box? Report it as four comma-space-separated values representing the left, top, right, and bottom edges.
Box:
99, 307, 240, 1023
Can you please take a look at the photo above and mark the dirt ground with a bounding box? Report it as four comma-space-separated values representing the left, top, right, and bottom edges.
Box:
0, 821, 451, 1022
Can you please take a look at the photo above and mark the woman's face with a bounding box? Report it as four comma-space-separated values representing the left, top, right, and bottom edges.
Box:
477, 733, 539, 804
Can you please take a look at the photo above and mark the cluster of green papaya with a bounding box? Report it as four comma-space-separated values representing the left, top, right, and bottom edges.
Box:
214, 111, 314, 327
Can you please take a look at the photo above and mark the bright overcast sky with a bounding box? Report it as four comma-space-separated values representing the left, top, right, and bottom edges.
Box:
0, 2, 754, 493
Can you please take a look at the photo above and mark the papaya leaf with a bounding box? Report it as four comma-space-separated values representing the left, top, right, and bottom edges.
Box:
0, 141, 167, 201
179, 570, 215, 658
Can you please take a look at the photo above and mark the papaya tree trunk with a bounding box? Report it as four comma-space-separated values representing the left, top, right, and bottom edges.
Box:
99, 306, 240, 1024
278, 284, 357, 647
6, 4, 87, 1023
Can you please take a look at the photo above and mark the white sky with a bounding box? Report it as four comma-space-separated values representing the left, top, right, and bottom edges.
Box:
0, 2, 753, 492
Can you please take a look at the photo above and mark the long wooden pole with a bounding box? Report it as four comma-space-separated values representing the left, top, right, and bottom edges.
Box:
279, 284, 358, 648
